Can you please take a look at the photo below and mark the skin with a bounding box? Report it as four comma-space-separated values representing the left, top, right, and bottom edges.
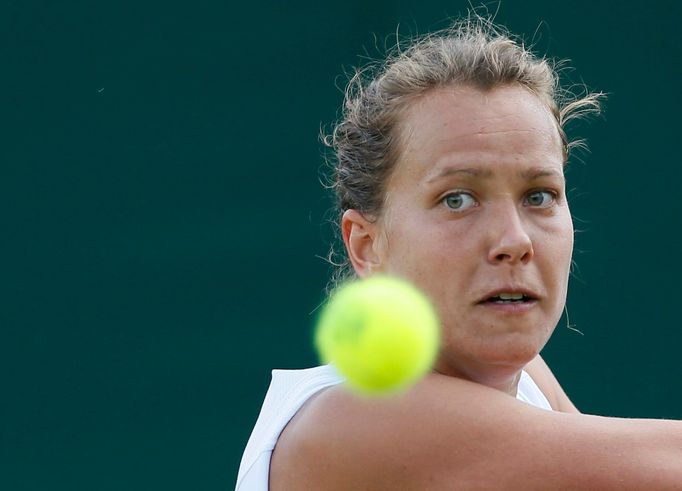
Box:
343, 85, 573, 395
269, 84, 682, 490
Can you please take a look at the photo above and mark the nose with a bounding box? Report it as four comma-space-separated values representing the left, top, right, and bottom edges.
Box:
486, 207, 534, 265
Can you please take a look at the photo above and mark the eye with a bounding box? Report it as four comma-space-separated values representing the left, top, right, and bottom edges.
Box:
524, 190, 556, 208
442, 191, 477, 211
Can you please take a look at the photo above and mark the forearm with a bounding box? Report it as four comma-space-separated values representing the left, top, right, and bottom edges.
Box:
553, 413, 682, 489
276, 375, 682, 491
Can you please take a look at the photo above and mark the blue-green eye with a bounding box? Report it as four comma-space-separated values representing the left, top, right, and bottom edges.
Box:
525, 190, 556, 207
442, 192, 476, 211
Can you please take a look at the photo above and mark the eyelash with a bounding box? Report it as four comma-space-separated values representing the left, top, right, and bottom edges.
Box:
523, 190, 559, 208
441, 191, 477, 211
440, 189, 559, 212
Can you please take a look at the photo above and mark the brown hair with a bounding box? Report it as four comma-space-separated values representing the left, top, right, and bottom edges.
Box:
322, 15, 603, 287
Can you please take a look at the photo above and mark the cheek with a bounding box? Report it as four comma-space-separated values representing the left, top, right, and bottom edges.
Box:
391, 229, 475, 315
545, 207, 574, 253
544, 218, 574, 291
385, 210, 481, 282
380, 221, 452, 288
559, 215, 575, 270
396, 223, 468, 271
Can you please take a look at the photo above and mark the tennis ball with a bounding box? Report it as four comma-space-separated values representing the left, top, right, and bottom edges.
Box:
315, 275, 440, 396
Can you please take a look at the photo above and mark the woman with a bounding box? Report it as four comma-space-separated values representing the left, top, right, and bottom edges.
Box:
236, 17, 682, 490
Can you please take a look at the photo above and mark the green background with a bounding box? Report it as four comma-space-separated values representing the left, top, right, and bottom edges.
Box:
3, 1, 680, 489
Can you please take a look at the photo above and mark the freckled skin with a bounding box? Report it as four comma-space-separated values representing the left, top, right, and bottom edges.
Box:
367, 85, 573, 393
270, 84, 682, 491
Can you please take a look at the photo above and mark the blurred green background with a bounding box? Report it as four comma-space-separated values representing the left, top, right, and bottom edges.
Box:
3, 0, 680, 489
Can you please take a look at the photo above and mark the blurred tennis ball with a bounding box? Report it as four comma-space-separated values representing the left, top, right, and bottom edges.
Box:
315, 275, 440, 396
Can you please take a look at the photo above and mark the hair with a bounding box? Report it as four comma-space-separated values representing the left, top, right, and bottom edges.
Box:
322, 14, 604, 290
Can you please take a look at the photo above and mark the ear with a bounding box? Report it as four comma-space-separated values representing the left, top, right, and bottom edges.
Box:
341, 209, 383, 278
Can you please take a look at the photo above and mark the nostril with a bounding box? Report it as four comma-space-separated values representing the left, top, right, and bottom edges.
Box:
492, 246, 533, 264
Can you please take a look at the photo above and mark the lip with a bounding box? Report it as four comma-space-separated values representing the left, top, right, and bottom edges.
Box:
476, 287, 542, 304
476, 298, 539, 314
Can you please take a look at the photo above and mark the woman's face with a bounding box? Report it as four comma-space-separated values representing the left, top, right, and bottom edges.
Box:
349, 85, 573, 383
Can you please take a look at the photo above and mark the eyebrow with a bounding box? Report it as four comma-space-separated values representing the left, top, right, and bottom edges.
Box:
426, 165, 564, 183
519, 167, 565, 180
426, 167, 492, 183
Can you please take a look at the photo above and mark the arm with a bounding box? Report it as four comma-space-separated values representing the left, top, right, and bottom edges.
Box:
271, 372, 682, 490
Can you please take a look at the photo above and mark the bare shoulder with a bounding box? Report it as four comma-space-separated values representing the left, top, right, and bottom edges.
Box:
270, 375, 514, 491
270, 373, 641, 491
525, 355, 579, 413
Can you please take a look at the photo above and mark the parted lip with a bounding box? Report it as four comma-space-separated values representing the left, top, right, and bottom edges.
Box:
476, 287, 541, 304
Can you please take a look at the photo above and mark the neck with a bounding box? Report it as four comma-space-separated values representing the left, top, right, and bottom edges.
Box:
433, 359, 524, 396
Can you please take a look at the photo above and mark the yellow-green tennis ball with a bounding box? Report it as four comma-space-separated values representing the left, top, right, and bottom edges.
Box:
315, 275, 440, 396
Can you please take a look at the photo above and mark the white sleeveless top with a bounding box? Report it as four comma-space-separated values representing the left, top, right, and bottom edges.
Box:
235, 365, 552, 491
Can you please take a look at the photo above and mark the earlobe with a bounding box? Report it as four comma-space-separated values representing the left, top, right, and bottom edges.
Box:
341, 209, 382, 278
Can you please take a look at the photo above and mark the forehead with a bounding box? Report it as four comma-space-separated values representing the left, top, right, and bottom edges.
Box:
394, 85, 564, 182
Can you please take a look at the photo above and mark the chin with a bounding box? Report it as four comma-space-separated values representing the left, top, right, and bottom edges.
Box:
467, 333, 548, 370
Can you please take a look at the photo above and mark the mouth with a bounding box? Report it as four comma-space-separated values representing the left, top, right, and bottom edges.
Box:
477, 289, 540, 305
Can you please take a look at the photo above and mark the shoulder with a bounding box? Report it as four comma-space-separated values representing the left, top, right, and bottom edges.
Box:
270, 364, 682, 490
270, 372, 582, 491
524, 354, 579, 413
